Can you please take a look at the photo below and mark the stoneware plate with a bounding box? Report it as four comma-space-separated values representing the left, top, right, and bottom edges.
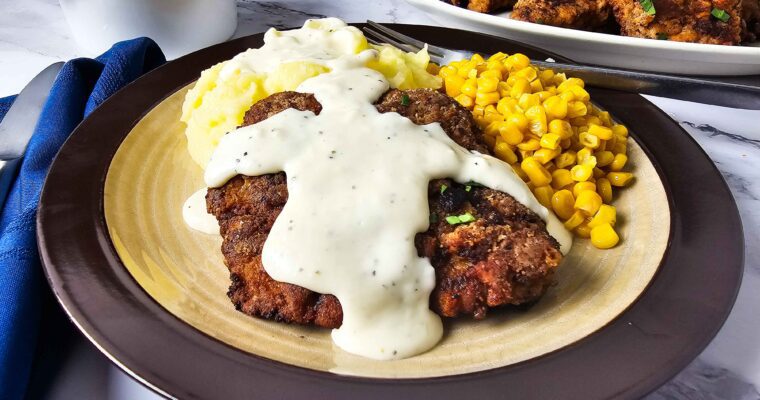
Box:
37, 25, 744, 399
405, 0, 760, 75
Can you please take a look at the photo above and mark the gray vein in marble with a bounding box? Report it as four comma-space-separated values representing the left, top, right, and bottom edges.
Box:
648, 359, 760, 400
683, 122, 760, 151
238, 1, 327, 29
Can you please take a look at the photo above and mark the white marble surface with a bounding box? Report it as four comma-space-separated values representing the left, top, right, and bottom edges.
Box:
1, 0, 759, 399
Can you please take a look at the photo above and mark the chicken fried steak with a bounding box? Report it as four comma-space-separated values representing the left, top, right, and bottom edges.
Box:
512, 0, 611, 30
206, 89, 563, 328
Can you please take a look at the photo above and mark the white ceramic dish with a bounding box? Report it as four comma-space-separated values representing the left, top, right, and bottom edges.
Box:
406, 0, 760, 76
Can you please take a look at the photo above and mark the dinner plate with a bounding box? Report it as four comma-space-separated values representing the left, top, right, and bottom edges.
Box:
37, 24, 743, 399
405, 0, 760, 76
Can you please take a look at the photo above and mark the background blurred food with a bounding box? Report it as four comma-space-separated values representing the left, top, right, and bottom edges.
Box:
446, 0, 760, 45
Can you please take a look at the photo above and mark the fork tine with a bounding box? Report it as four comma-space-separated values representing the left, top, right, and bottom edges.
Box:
362, 27, 421, 54
366, 21, 448, 58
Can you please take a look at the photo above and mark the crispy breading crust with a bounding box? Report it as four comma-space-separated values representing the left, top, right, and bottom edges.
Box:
608, 0, 742, 44
450, 0, 517, 12
512, 0, 611, 30
207, 89, 562, 328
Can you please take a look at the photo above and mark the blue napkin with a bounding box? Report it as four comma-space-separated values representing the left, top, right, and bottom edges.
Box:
0, 38, 165, 400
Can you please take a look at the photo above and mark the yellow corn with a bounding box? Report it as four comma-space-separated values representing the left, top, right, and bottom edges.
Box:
551, 190, 575, 220
571, 164, 593, 181
439, 52, 636, 249
590, 223, 619, 249
555, 151, 576, 169
539, 133, 561, 150
575, 190, 603, 216
534, 148, 560, 164
534, 185, 554, 208
588, 204, 616, 228
607, 172, 634, 187
521, 157, 552, 186
564, 210, 586, 230
597, 177, 613, 203
610, 153, 628, 171
575, 222, 593, 238
572, 181, 596, 198
551, 168, 575, 189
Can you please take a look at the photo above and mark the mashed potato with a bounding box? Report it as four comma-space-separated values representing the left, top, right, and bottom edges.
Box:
181, 18, 442, 168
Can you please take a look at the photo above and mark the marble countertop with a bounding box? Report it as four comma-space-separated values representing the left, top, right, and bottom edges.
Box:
1, 1, 758, 399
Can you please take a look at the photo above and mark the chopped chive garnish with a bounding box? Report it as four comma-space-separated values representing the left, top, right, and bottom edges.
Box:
656, 32, 669, 40
639, 0, 656, 15
445, 212, 477, 225
711, 7, 729, 22
401, 94, 410, 106
440, 184, 448, 194
465, 185, 472, 192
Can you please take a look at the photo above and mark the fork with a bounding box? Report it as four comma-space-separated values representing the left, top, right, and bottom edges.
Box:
362, 21, 760, 110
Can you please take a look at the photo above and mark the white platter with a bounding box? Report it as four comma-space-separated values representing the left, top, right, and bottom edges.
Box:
406, 0, 760, 76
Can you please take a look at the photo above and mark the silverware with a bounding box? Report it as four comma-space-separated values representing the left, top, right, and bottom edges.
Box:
0, 62, 64, 208
363, 21, 760, 110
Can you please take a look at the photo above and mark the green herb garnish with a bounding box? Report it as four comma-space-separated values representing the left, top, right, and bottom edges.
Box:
711, 7, 729, 22
445, 212, 477, 225
639, 0, 656, 15
401, 94, 410, 106
440, 184, 448, 194
656, 32, 669, 40
465, 185, 472, 192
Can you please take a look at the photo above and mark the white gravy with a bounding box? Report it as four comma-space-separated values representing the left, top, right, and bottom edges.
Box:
184, 19, 571, 360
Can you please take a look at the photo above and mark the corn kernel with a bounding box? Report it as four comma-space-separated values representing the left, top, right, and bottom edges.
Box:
588, 124, 613, 140
444, 75, 465, 97
567, 101, 588, 118
454, 94, 474, 109
499, 122, 524, 145
590, 223, 619, 248
488, 52, 508, 62
476, 91, 500, 106
551, 190, 575, 220
595, 151, 614, 167
534, 148, 560, 164
521, 157, 552, 186
571, 164, 593, 181
510, 78, 531, 99
477, 76, 499, 92
555, 151, 576, 169
512, 163, 529, 181
597, 178, 613, 203
579, 132, 600, 149
517, 138, 541, 151
558, 77, 585, 90
518, 148, 534, 160
519, 93, 541, 110
539, 133, 561, 150
564, 210, 586, 230
539, 69, 554, 85
560, 138, 572, 150
575, 222, 593, 238
588, 205, 616, 228
496, 97, 520, 115
506, 113, 529, 131
480, 69, 502, 80
612, 124, 628, 137
572, 181, 596, 198
525, 105, 547, 136
559, 91, 576, 103
534, 185, 554, 208
530, 79, 544, 93
610, 153, 628, 171
607, 172, 634, 187
471, 53, 485, 64
575, 190, 603, 216
506, 53, 530, 70
461, 78, 478, 97
593, 167, 605, 179
494, 142, 518, 164
482, 134, 496, 148
551, 168, 574, 189
543, 96, 568, 120
439, 65, 457, 78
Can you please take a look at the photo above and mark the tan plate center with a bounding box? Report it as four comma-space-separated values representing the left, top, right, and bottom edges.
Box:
104, 86, 670, 378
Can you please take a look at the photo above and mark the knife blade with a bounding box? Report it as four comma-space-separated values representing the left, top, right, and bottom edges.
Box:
0, 62, 64, 208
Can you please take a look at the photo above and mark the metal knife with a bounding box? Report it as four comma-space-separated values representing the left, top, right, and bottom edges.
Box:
0, 62, 64, 209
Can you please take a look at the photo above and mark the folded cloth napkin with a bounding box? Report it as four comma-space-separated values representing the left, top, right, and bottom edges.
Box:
0, 38, 165, 400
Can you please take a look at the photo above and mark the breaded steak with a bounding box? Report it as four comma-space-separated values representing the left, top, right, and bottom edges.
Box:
449, 0, 517, 13
207, 89, 563, 328
512, 0, 612, 30
608, 0, 743, 44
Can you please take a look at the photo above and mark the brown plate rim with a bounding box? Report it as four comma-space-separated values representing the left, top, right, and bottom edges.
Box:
36, 24, 744, 400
